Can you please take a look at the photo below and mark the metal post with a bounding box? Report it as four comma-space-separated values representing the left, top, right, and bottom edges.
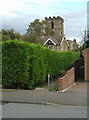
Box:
85, 29, 86, 41
48, 73, 50, 89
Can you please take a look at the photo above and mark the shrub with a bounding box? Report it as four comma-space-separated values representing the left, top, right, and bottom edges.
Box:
67, 62, 74, 71
59, 70, 67, 77
2, 40, 80, 89
2, 40, 31, 89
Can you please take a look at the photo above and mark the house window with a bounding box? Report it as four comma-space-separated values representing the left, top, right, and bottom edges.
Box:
60, 45, 63, 50
65, 46, 67, 51
48, 45, 54, 50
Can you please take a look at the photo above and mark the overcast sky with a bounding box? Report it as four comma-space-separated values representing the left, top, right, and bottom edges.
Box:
0, 0, 88, 43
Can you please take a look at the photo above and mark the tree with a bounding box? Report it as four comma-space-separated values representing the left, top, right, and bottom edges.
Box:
26, 19, 52, 37
26, 19, 43, 37
22, 33, 43, 45
1, 29, 24, 41
24, 19, 53, 44
1, 29, 15, 41
15, 33, 24, 40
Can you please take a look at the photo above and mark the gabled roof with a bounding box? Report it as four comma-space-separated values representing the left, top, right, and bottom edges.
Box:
66, 40, 72, 46
67, 39, 78, 45
60, 36, 69, 47
44, 38, 57, 45
42, 35, 64, 45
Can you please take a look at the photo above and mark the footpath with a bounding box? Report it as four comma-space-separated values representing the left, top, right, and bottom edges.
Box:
1, 82, 89, 106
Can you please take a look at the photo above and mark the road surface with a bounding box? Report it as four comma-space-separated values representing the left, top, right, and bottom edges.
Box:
2, 103, 87, 118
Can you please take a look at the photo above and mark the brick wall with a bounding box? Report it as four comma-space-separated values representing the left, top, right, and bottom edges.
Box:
82, 48, 89, 81
58, 67, 75, 91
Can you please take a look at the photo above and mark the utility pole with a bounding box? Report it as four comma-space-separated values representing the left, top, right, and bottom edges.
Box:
84, 29, 86, 41
84, 29, 87, 49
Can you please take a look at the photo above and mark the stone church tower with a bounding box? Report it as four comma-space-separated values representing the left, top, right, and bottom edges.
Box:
45, 16, 64, 35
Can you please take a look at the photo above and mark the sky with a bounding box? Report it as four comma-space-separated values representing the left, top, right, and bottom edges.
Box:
0, 0, 88, 43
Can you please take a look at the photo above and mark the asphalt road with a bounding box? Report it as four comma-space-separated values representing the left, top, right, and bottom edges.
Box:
2, 103, 87, 118
2, 89, 88, 106
0, 105, 2, 120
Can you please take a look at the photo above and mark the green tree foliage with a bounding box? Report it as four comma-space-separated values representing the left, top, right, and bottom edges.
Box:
22, 33, 43, 45
23, 19, 53, 44
26, 19, 53, 36
26, 19, 43, 36
2, 29, 15, 40
1, 29, 24, 41
2, 40, 80, 89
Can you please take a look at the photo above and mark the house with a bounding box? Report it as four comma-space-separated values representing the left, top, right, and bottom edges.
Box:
41, 16, 78, 51
42, 35, 69, 51
67, 39, 78, 51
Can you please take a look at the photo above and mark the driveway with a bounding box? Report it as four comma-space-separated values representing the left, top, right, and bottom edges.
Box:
67, 82, 89, 93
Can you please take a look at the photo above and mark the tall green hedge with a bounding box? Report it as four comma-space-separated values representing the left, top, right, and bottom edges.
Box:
2, 40, 31, 89
2, 40, 80, 89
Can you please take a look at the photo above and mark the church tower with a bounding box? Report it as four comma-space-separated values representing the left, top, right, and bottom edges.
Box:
45, 16, 64, 35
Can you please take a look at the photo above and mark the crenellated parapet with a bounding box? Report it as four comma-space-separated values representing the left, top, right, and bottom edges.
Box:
45, 16, 64, 35
45, 16, 64, 22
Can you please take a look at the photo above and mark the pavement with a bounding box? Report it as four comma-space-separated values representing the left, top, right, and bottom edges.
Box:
1, 82, 89, 106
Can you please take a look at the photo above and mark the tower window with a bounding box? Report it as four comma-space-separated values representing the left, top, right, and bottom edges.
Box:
51, 22, 54, 29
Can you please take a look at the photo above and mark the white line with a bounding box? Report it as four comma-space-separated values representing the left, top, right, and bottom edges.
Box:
62, 83, 76, 92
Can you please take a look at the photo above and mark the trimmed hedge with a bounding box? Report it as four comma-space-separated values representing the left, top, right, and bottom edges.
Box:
2, 40, 80, 89
2, 40, 31, 89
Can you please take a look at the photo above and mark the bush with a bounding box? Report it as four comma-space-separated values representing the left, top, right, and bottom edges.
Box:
67, 62, 74, 71
2, 40, 80, 89
2, 40, 31, 89
59, 70, 67, 77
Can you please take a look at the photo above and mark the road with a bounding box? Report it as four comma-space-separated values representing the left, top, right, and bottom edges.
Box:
2, 89, 88, 106
0, 104, 2, 120
2, 103, 87, 118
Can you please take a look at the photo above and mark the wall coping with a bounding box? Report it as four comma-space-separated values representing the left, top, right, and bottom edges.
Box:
59, 67, 74, 80
82, 47, 89, 53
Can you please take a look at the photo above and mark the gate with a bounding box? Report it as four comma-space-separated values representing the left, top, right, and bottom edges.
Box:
74, 58, 84, 82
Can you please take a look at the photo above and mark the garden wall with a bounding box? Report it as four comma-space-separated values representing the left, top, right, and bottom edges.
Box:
82, 48, 89, 81
58, 67, 75, 91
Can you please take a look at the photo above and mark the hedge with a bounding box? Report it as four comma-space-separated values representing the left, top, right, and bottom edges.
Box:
2, 40, 31, 89
2, 40, 80, 89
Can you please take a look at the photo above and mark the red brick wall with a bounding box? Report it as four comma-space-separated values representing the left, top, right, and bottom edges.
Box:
58, 67, 75, 91
82, 48, 89, 81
